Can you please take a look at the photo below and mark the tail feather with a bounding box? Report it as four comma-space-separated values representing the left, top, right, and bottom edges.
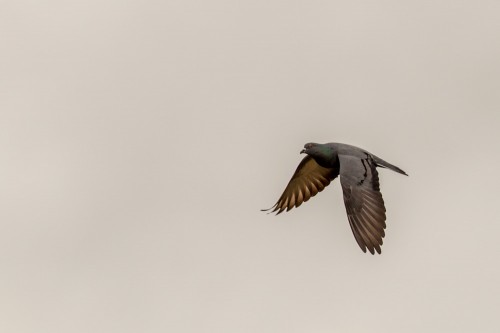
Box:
372, 155, 408, 176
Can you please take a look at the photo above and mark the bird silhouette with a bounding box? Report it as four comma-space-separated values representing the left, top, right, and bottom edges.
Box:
263, 142, 408, 254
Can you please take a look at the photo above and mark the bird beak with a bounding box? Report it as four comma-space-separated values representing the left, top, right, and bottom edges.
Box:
300, 149, 306, 154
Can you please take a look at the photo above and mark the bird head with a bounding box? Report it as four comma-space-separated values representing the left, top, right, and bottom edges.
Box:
300, 142, 318, 155
300, 142, 336, 168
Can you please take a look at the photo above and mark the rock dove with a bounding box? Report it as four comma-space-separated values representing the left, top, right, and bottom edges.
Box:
263, 142, 408, 254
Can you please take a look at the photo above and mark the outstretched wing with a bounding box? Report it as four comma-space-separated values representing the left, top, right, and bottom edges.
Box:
339, 154, 387, 254
263, 156, 339, 215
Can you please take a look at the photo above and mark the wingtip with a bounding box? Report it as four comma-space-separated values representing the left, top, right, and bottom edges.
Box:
260, 208, 273, 215
261, 204, 279, 214
365, 246, 383, 255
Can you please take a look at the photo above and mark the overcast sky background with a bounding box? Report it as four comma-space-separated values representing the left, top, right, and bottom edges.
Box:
1, 1, 500, 332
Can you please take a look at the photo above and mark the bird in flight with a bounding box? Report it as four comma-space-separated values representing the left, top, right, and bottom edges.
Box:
263, 142, 407, 254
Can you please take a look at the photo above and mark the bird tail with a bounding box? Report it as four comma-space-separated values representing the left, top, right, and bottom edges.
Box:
372, 155, 408, 176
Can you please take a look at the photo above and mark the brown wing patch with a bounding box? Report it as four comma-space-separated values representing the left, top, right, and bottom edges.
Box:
263, 156, 339, 215
339, 155, 387, 254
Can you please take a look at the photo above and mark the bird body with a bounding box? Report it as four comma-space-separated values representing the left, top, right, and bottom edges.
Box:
263, 142, 407, 254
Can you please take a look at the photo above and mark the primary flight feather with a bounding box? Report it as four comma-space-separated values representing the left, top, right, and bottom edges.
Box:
263, 142, 408, 254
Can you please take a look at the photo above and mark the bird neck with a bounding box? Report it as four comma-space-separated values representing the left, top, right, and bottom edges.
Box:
311, 150, 337, 168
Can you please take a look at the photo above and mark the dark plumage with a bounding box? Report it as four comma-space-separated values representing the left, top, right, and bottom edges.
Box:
263, 142, 408, 254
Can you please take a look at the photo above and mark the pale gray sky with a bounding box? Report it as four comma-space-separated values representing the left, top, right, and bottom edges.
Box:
1, 1, 500, 332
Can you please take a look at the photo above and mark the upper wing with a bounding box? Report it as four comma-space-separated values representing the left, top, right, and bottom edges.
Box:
263, 155, 339, 215
339, 154, 387, 254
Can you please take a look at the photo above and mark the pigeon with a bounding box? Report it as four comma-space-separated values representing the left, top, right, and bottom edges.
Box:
263, 142, 408, 254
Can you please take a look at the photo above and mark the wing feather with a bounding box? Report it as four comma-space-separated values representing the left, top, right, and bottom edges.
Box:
263, 156, 339, 214
339, 154, 387, 254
